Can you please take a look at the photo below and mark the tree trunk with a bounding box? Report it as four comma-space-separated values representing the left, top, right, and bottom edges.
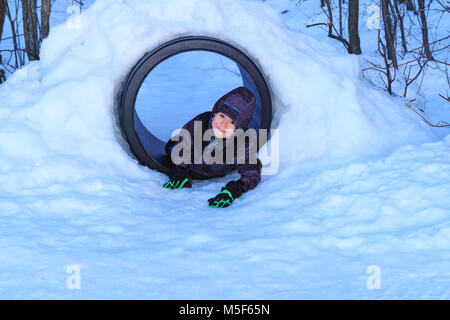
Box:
417, 0, 432, 58
22, 0, 40, 61
324, 0, 351, 52
348, 0, 361, 54
40, 0, 51, 40
393, 0, 408, 53
377, 30, 395, 94
0, 0, 6, 43
5, 2, 21, 68
339, 0, 343, 36
0, 0, 5, 83
381, 0, 398, 68
399, 0, 417, 13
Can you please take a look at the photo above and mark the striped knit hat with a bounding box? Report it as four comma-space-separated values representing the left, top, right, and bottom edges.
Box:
209, 86, 257, 130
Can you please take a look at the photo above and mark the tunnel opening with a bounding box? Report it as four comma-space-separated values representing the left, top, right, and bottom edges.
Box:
116, 36, 272, 176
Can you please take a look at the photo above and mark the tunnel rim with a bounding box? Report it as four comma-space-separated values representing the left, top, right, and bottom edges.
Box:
116, 35, 273, 175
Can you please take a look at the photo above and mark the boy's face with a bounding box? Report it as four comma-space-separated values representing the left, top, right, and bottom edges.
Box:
212, 112, 236, 138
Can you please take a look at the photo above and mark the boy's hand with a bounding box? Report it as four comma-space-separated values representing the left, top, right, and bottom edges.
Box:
208, 188, 234, 208
163, 176, 192, 190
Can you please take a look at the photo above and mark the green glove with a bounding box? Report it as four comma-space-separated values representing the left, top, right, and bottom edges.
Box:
208, 188, 234, 208
163, 176, 192, 190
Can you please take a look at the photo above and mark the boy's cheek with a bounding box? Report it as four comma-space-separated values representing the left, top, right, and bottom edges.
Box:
213, 128, 225, 138
213, 128, 235, 138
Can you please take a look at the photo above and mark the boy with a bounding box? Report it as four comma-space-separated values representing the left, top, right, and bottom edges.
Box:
164, 86, 262, 208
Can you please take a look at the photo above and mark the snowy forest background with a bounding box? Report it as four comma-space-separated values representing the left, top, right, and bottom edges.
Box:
0, 0, 449, 299
1, 0, 449, 108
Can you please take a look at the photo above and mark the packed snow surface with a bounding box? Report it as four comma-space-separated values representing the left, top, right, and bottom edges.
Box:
0, 0, 449, 298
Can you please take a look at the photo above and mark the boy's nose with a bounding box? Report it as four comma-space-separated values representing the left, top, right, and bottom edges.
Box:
221, 119, 232, 127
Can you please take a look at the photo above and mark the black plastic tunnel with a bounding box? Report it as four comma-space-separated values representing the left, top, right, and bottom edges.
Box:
116, 36, 273, 176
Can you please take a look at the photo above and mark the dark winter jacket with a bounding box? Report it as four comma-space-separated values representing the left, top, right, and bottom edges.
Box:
165, 86, 262, 199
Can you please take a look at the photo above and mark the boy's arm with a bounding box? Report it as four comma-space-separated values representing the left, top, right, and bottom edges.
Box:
165, 112, 211, 177
208, 159, 261, 208
165, 134, 192, 178
224, 159, 262, 199
225, 136, 262, 199
208, 139, 261, 208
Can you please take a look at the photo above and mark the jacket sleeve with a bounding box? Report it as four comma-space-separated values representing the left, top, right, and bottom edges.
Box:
165, 134, 191, 177
165, 112, 210, 177
224, 142, 262, 199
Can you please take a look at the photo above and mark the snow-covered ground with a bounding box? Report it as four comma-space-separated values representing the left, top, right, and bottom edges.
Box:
0, 0, 449, 299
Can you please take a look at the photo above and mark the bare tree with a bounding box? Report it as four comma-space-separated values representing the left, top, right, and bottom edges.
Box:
1, 0, 9, 82
347, 0, 361, 54
417, 0, 433, 59
377, 29, 396, 94
435, 0, 449, 13
393, 0, 408, 53
41, 0, 52, 40
338, 0, 343, 36
381, 0, 398, 68
402, 57, 426, 97
321, 0, 352, 52
0, 0, 5, 75
22, 0, 40, 61
4, 0, 25, 69
399, 0, 418, 13
0, 0, 5, 43
307, 0, 361, 54
1, 0, 58, 83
